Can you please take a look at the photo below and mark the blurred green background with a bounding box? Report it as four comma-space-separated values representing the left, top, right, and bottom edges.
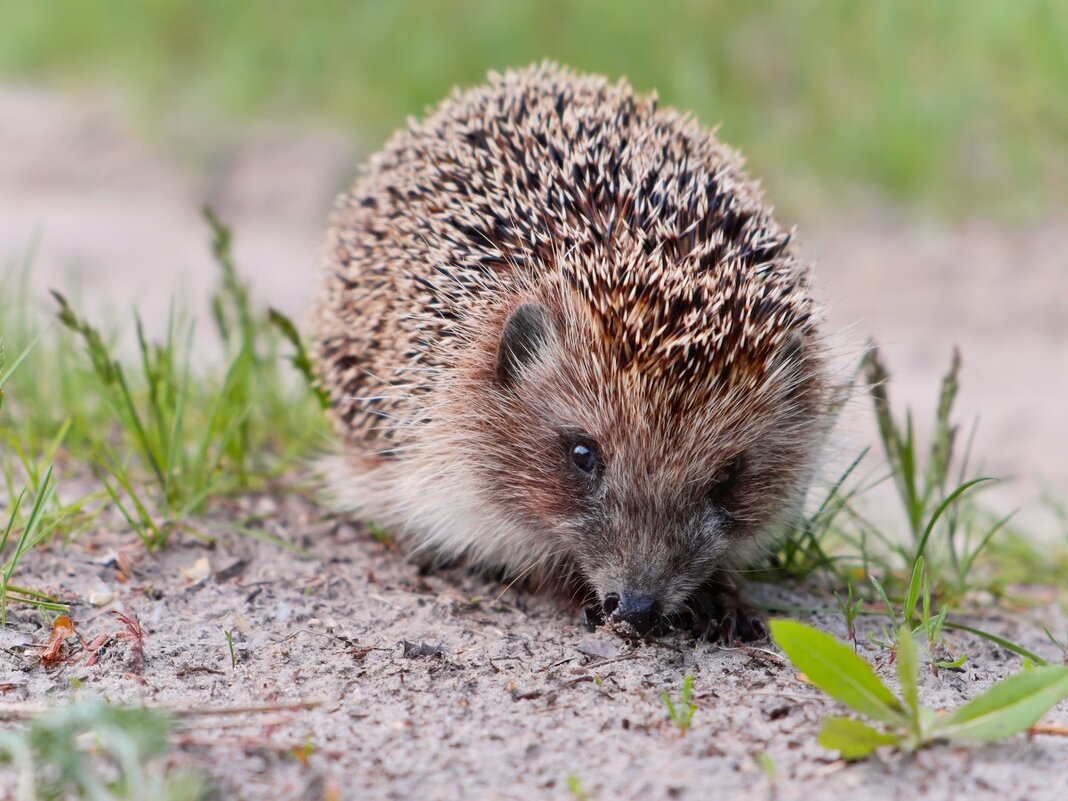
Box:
1, 0, 1065, 219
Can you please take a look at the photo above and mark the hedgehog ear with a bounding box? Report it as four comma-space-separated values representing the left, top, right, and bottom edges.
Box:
497, 302, 555, 385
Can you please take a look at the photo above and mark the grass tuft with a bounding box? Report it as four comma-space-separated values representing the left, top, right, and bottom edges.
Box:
1, 466, 69, 623
0, 698, 206, 801
1, 212, 328, 551
768, 345, 1039, 620
660, 673, 696, 734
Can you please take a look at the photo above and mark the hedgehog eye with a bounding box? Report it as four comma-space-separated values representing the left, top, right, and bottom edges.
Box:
567, 437, 601, 479
706, 456, 743, 504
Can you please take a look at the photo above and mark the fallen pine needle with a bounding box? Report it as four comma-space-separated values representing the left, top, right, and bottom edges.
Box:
1030, 723, 1068, 737
172, 733, 343, 759
583, 652, 642, 670
0, 697, 328, 722
171, 698, 328, 717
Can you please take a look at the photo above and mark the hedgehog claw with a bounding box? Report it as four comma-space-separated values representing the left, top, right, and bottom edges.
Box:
687, 573, 768, 644
582, 603, 605, 631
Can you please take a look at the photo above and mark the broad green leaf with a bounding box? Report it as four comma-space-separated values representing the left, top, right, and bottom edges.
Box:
896, 625, 921, 725
818, 717, 900, 761
935, 665, 1068, 741
771, 620, 907, 725
917, 706, 939, 735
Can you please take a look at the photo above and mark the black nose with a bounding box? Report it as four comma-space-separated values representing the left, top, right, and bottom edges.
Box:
605, 592, 657, 635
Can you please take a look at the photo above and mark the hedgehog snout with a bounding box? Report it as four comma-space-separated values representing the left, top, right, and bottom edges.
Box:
602, 591, 658, 636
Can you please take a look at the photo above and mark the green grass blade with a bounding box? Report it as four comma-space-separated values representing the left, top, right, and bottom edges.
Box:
268, 308, 331, 410
923, 348, 960, 506
660, 693, 676, 721
935, 666, 1068, 741
896, 624, 921, 731
114, 367, 166, 488
0, 489, 26, 557
900, 411, 921, 536
102, 461, 166, 548
103, 475, 153, 549
2, 582, 69, 613
226, 524, 312, 557
913, 477, 994, 564
869, 575, 898, 627
903, 556, 924, 627
862, 346, 899, 468
942, 622, 1048, 666
1, 466, 56, 624
770, 619, 907, 725
958, 509, 1016, 581
51, 291, 167, 487
0, 334, 41, 416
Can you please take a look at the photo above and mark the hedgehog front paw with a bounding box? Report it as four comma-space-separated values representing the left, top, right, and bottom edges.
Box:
687, 575, 768, 644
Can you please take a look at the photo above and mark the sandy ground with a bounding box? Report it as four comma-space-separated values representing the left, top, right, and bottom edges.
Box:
1, 83, 1068, 799
1, 495, 1066, 801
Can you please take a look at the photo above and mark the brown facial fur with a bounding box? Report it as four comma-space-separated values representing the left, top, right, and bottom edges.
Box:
314, 63, 831, 631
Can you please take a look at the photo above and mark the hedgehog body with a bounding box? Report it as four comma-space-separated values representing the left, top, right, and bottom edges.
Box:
314, 64, 830, 637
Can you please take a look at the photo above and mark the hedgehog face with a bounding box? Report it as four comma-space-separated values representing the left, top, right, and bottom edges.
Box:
569, 404, 821, 631
488, 296, 826, 633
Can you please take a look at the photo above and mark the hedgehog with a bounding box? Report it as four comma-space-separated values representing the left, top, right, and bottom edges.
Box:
313, 64, 831, 641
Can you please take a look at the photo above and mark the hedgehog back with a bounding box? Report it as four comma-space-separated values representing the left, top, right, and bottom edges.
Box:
315, 64, 809, 452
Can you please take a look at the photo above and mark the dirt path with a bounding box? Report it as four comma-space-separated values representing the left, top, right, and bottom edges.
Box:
2, 497, 1066, 800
